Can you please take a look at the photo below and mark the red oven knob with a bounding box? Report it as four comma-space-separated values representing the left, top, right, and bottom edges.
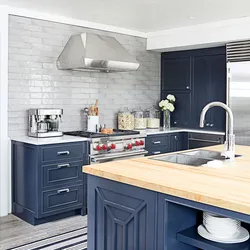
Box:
127, 143, 133, 150
110, 143, 116, 150
102, 144, 108, 150
135, 141, 140, 146
139, 140, 145, 146
95, 145, 101, 151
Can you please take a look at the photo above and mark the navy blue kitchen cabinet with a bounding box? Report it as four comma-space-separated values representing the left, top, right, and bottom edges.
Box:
88, 176, 250, 250
161, 54, 191, 91
87, 175, 157, 250
192, 52, 226, 131
161, 47, 226, 132
11, 141, 89, 225
146, 132, 188, 156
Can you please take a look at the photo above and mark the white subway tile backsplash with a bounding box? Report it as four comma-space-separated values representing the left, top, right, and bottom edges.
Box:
8, 15, 160, 137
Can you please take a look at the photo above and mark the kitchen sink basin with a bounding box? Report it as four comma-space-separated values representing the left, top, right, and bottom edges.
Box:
182, 150, 241, 161
151, 150, 242, 167
152, 154, 210, 167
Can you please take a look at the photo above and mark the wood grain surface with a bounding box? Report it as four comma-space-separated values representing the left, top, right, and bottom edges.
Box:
83, 145, 250, 215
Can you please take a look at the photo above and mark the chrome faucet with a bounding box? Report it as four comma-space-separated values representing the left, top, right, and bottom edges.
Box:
199, 101, 235, 161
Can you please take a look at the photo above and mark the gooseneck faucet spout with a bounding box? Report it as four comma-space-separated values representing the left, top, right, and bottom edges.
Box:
199, 102, 235, 161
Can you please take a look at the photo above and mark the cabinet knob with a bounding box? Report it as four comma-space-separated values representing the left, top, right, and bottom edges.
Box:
174, 121, 177, 125
210, 124, 214, 127
186, 86, 190, 89
174, 136, 178, 141
206, 123, 210, 127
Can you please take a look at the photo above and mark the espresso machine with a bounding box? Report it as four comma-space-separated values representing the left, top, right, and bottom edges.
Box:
28, 109, 63, 138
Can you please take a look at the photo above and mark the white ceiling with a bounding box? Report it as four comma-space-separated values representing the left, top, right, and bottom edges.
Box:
2, 0, 250, 32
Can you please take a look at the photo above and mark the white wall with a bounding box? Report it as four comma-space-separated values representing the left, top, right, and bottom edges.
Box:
0, 6, 9, 217
147, 17, 250, 52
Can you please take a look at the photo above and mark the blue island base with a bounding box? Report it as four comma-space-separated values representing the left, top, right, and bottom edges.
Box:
87, 175, 250, 250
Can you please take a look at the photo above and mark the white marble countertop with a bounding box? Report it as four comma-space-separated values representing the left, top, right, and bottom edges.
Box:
10, 135, 90, 145
11, 128, 225, 145
139, 127, 225, 136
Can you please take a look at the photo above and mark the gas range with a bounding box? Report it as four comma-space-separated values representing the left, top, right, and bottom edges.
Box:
64, 129, 140, 139
64, 130, 148, 164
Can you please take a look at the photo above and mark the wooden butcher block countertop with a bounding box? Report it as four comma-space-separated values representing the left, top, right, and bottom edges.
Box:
83, 145, 250, 214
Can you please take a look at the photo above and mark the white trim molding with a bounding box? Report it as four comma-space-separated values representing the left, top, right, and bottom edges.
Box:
7, 6, 147, 38
147, 16, 250, 52
0, 6, 10, 217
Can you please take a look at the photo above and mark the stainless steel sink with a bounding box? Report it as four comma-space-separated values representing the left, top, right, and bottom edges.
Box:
182, 150, 241, 161
151, 150, 242, 167
152, 154, 210, 167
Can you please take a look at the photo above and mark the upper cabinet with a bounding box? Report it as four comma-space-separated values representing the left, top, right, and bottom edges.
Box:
192, 51, 226, 131
161, 55, 191, 91
161, 47, 226, 132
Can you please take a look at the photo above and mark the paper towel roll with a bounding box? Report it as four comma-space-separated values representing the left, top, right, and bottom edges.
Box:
88, 116, 99, 132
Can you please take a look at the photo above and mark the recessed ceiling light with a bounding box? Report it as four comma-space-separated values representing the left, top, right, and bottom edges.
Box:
189, 16, 195, 19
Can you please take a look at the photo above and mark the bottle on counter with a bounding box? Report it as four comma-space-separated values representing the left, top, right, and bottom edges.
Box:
146, 106, 160, 129
118, 107, 135, 130
134, 107, 147, 130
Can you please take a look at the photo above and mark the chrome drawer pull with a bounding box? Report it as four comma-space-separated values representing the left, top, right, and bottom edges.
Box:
153, 141, 161, 144
57, 151, 70, 156
57, 188, 70, 194
153, 151, 161, 155
57, 164, 71, 168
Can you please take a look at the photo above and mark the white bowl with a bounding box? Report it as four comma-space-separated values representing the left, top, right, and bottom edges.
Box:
203, 218, 240, 228
202, 212, 241, 239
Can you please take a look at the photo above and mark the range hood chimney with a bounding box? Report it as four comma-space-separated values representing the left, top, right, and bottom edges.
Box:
57, 33, 140, 72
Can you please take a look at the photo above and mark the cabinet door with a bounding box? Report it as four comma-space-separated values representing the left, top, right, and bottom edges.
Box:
209, 54, 226, 131
161, 56, 191, 91
169, 133, 188, 152
192, 54, 226, 131
162, 91, 191, 128
88, 175, 156, 250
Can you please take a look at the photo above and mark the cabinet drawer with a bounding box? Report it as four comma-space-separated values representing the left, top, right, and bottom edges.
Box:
42, 160, 83, 188
146, 146, 169, 156
42, 143, 84, 162
146, 135, 168, 148
42, 184, 83, 214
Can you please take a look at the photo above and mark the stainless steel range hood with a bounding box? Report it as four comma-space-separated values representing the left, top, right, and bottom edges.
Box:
57, 33, 140, 72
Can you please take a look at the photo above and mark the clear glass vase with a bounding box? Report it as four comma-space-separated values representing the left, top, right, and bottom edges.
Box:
163, 110, 171, 129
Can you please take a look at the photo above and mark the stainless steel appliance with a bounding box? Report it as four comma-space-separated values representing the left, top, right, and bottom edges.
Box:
188, 133, 224, 149
28, 109, 63, 138
57, 33, 140, 72
64, 130, 147, 164
227, 41, 250, 145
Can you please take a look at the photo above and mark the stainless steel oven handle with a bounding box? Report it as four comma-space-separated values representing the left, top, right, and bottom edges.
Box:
91, 150, 148, 162
188, 138, 221, 143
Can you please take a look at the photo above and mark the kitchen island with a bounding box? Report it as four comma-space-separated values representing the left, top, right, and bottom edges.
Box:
83, 145, 250, 250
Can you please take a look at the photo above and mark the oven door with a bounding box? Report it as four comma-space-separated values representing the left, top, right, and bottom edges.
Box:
90, 150, 148, 164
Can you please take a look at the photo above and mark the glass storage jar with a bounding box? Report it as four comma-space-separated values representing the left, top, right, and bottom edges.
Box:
146, 106, 160, 129
118, 107, 135, 130
134, 107, 146, 130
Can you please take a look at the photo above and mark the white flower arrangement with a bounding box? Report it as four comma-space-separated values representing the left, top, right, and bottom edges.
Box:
159, 94, 176, 112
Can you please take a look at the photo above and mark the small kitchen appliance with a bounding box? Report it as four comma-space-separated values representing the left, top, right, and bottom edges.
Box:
64, 129, 148, 164
28, 109, 63, 138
